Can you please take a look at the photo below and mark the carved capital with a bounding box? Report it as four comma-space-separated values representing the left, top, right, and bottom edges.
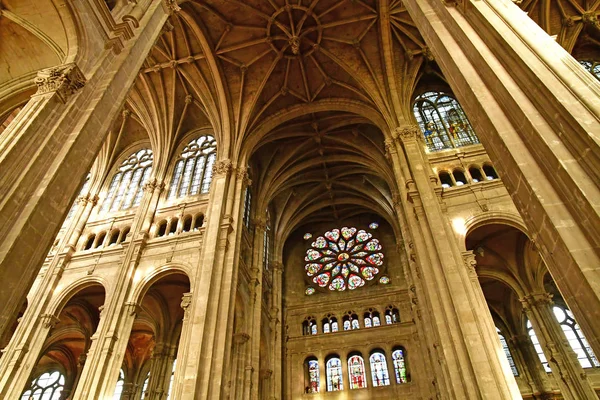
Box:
384, 138, 396, 159
253, 218, 267, 230
214, 159, 233, 177
582, 12, 600, 28
394, 125, 422, 143
260, 369, 273, 379
41, 314, 60, 329
462, 250, 477, 278
162, 0, 181, 14
34, 63, 86, 103
237, 167, 252, 187
234, 332, 251, 344
77, 194, 99, 207
520, 292, 553, 311
125, 302, 142, 317
272, 262, 284, 274
143, 179, 165, 193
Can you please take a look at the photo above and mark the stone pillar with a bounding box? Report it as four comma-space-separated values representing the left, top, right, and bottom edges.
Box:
179, 159, 246, 399
385, 125, 520, 399
169, 292, 192, 400
509, 334, 557, 398
248, 218, 266, 400
270, 262, 283, 400
520, 293, 596, 399
401, 0, 600, 357
146, 342, 176, 400
230, 332, 250, 400
0, 0, 170, 343
73, 180, 166, 400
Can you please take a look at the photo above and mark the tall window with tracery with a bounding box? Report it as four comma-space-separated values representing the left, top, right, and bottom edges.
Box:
326, 357, 343, 392
553, 306, 599, 368
527, 320, 551, 372
580, 60, 600, 81
496, 327, 519, 376
112, 368, 125, 400
101, 149, 153, 213
370, 351, 390, 387
413, 91, 479, 152
20, 370, 65, 400
348, 354, 367, 389
167, 135, 217, 199
392, 348, 408, 384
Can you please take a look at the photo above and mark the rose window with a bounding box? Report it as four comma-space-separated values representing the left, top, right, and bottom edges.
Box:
305, 227, 384, 291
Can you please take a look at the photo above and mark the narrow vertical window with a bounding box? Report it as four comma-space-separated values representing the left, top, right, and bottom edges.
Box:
112, 369, 125, 400
326, 357, 343, 391
102, 149, 153, 212
527, 320, 551, 372
370, 351, 390, 387
167, 359, 176, 400
392, 348, 408, 384
305, 358, 320, 393
168, 135, 217, 199
243, 188, 252, 228
348, 354, 367, 389
496, 327, 519, 376
141, 372, 150, 399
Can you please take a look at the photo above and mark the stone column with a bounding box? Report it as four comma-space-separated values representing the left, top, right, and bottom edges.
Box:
0, 0, 170, 343
146, 342, 176, 400
385, 126, 520, 399
73, 180, 166, 400
401, 0, 600, 357
520, 293, 596, 399
230, 332, 250, 400
169, 292, 192, 400
269, 262, 283, 400
509, 334, 556, 398
179, 159, 246, 399
248, 218, 266, 400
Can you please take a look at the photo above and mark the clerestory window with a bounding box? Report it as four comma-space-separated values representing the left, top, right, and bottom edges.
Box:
167, 135, 216, 199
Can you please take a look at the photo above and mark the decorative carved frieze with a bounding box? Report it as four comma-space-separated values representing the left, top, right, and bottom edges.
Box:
34, 64, 86, 103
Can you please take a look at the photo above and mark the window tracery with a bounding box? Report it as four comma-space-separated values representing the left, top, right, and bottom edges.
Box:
20, 370, 66, 400
101, 149, 153, 213
303, 317, 317, 336
326, 357, 343, 392
348, 354, 367, 389
553, 306, 599, 368
364, 309, 381, 328
413, 91, 479, 152
305, 357, 320, 393
385, 306, 400, 324
342, 312, 360, 331
167, 135, 217, 199
304, 226, 384, 292
322, 314, 338, 333
370, 351, 390, 387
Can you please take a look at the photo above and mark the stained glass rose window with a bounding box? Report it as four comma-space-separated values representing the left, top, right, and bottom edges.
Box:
304, 227, 384, 291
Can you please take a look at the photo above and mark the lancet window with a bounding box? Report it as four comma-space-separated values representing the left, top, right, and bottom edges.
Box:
167, 135, 217, 199
385, 306, 400, 324
527, 320, 551, 372
101, 149, 153, 213
413, 91, 479, 152
303, 317, 318, 336
370, 351, 390, 387
343, 312, 360, 331
364, 309, 381, 328
243, 188, 252, 228
305, 357, 320, 393
496, 327, 519, 376
348, 354, 367, 389
20, 370, 66, 400
392, 348, 408, 384
322, 314, 338, 333
326, 357, 343, 392
553, 306, 599, 368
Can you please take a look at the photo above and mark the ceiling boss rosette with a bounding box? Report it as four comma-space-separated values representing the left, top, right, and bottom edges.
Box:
304, 226, 384, 291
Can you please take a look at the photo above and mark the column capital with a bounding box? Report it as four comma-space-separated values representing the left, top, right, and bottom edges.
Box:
180, 292, 193, 311
272, 262, 284, 273
233, 332, 251, 344
461, 250, 478, 278
520, 292, 554, 310
393, 125, 423, 143
143, 179, 165, 193
77, 194, 99, 206
237, 167, 252, 187
214, 159, 233, 177
253, 218, 267, 230
125, 302, 143, 316
162, 0, 182, 14
34, 63, 86, 103
41, 313, 60, 329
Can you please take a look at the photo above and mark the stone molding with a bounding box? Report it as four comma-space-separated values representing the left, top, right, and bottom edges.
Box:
34, 64, 86, 104
180, 292, 192, 311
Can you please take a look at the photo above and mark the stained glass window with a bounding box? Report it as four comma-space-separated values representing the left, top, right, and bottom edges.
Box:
527, 319, 551, 372
306, 358, 320, 393
167, 135, 217, 199
496, 327, 519, 376
364, 310, 380, 328
243, 188, 252, 228
112, 369, 125, 400
141, 372, 150, 399
370, 352, 390, 386
386, 306, 400, 324
392, 349, 408, 384
304, 233, 312, 240
553, 306, 599, 368
101, 149, 153, 213
580, 60, 600, 81
413, 91, 479, 152
20, 371, 65, 400
303, 317, 317, 336
348, 355, 367, 389
305, 227, 384, 291
305, 287, 315, 296
369, 222, 379, 229
322, 315, 338, 333
379, 275, 390, 284
326, 357, 343, 391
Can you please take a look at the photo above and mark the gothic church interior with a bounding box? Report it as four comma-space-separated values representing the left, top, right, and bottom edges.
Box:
0, 0, 599, 399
